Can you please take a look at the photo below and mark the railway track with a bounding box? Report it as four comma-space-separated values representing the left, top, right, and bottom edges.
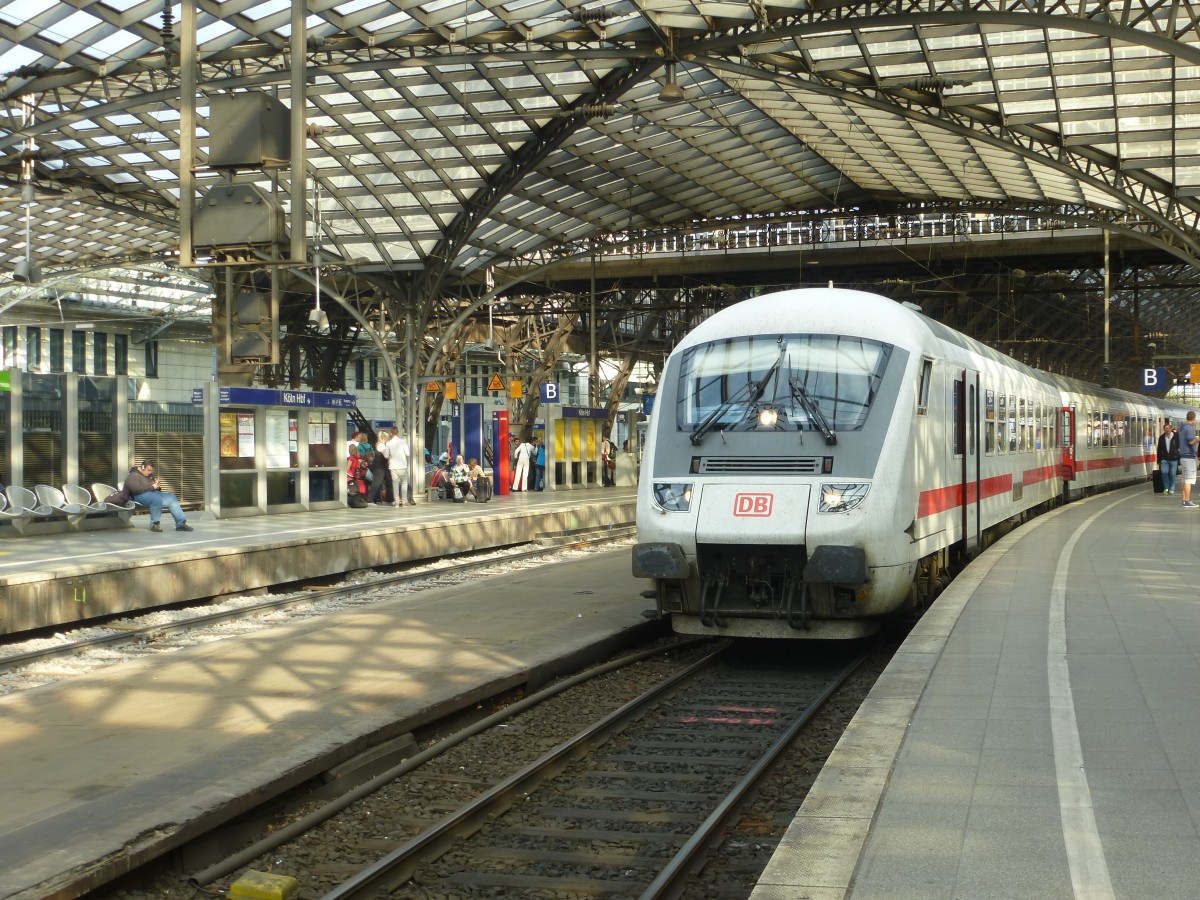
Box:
177, 640, 876, 900
0, 526, 635, 678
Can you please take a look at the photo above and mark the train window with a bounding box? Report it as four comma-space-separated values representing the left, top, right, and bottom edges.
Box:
953, 378, 963, 456
1089, 410, 1100, 448
675, 333, 893, 436
917, 358, 933, 415
996, 393, 1007, 455
1101, 412, 1112, 447
1018, 398, 1026, 452
969, 383, 977, 454
984, 389, 995, 455
1008, 395, 1017, 451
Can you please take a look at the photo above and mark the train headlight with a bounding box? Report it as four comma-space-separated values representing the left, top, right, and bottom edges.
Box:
652, 482, 693, 512
758, 407, 779, 428
819, 483, 870, 512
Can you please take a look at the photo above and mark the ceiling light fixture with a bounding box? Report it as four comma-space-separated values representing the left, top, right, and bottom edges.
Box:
658, 61, 685, 103
310, 182, 329, 332
13, 100, 41, 285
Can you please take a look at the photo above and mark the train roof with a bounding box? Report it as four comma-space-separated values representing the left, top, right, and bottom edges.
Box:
682, 288, 1199, 418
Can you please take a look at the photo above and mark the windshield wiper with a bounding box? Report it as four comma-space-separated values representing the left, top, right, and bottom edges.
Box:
690, 355, 782, 446
789, 376, 838, 446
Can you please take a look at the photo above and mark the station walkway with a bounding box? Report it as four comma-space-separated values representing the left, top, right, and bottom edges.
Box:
0, 485, 637, 635
0, 486, 649, 900
752, 483, 1200, 900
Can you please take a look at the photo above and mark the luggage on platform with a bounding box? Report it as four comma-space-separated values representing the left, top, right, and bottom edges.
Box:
1153, 468, 1165, 494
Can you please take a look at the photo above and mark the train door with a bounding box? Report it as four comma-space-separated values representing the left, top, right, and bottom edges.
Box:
1061, 406, 1077, 497
957, 369, 982, 553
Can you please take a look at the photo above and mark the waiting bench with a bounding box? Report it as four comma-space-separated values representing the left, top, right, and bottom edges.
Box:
0, 484, 139, 534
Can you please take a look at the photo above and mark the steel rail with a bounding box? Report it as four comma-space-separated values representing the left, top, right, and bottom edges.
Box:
188, 634, 713, 889
0, 526, 635, 673
638, 644, 877, 899
320, 645, 730, 900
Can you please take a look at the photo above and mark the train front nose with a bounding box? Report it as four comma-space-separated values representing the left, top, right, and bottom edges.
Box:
695, 482, 811, 543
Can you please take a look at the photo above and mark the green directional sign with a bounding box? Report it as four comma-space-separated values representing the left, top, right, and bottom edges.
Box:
0, 370, 10, 392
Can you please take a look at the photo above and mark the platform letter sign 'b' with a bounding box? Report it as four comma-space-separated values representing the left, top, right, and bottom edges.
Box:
1142, 367, 1167, 392
540, 383, 559, 403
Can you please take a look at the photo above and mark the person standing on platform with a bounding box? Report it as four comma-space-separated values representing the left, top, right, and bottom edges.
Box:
126, 460, 193, 532
384, 428, 410, 507
601, 436, 615, 487
367, 431, 391, 505
1179, 411, 1199, 507
1157, 421, 1180, 495
512, 435, 533, 491
346, 445, 369, 499
533, 437, 546, 491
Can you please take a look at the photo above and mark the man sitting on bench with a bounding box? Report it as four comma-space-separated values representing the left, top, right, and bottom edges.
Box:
125, 460, 194, 533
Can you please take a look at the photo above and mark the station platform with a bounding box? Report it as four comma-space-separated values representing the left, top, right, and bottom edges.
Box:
0, 486, 637, 635
0, 490, 650, 900
752, 482, 1200, 900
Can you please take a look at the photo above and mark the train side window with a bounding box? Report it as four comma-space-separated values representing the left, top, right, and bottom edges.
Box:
997, 393, 1007, 455
1018, 398, 1026, 452
1008, 394, 1017, 451
917, 357, 933, 415
984, 389, 995, 455
969, 383, 977, 454
952, 378, 963, 455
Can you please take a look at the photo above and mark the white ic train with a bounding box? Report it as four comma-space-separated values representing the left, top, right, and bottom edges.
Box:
633, 288, 1194, 639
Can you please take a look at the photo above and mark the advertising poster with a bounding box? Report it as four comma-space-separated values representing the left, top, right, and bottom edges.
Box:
238, 412, 256, 457
220, 412, 238, 458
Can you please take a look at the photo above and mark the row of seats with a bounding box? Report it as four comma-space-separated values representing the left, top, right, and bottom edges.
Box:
0, 483, 138, 533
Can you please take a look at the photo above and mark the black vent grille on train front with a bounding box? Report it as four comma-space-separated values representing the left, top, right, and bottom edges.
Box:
701, 457, 821, 474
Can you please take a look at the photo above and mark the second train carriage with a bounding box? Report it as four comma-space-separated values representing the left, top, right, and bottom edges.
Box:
632, 288, 1193, 640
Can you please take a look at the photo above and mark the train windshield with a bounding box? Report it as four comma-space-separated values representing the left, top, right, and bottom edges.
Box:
676, 334, 892, 437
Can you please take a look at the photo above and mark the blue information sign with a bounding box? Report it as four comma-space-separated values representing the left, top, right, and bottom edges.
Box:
540, 382, 560, 403
215, 387, 357, 408
1142, 367, 1168, 392
561, 406, 606, 419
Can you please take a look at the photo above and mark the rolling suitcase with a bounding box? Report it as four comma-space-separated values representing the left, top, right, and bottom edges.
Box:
1153, 468, 1165, 494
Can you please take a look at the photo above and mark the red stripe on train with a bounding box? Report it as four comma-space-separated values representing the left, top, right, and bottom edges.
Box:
918, 474, 1013, 518
1022, 465, 1059, 486
1080, 456, 1133, 471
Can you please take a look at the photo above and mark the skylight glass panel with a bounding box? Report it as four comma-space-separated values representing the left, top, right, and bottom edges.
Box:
243, 0, 290, 22
47, 9, 104, 42
197, 20, 238, 43
84, 32, 142, 63
334, 0, 379, 12
0, 44, 44, 72
362, 10, 409, 32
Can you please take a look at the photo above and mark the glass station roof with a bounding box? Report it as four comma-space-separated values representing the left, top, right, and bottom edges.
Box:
0, 0, 1197, 319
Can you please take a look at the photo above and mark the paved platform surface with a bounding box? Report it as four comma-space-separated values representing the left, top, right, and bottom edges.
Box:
0, 534, 652, 900
752, 483, 1200, 900
0, 486, 636, 634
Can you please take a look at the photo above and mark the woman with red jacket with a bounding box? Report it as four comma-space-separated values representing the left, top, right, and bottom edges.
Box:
346, 444, 369, 497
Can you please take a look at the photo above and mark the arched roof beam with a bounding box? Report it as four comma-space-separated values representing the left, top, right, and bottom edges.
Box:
697, 46, 1200, 265
411, 58, 662, 316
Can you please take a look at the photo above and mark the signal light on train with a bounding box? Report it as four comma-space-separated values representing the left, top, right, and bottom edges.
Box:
819, 483, 870, 513
758, 407, 779, 428
822, 456, 834, 474
652, 482, 693, 512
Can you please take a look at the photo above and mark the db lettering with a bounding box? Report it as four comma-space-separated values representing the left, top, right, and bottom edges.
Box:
734, 493, 773, 517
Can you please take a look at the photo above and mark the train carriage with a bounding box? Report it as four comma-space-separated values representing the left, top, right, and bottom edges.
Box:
633, 288, 1192, 639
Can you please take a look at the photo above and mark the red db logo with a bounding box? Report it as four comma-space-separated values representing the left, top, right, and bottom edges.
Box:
734, 493, 773, 517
